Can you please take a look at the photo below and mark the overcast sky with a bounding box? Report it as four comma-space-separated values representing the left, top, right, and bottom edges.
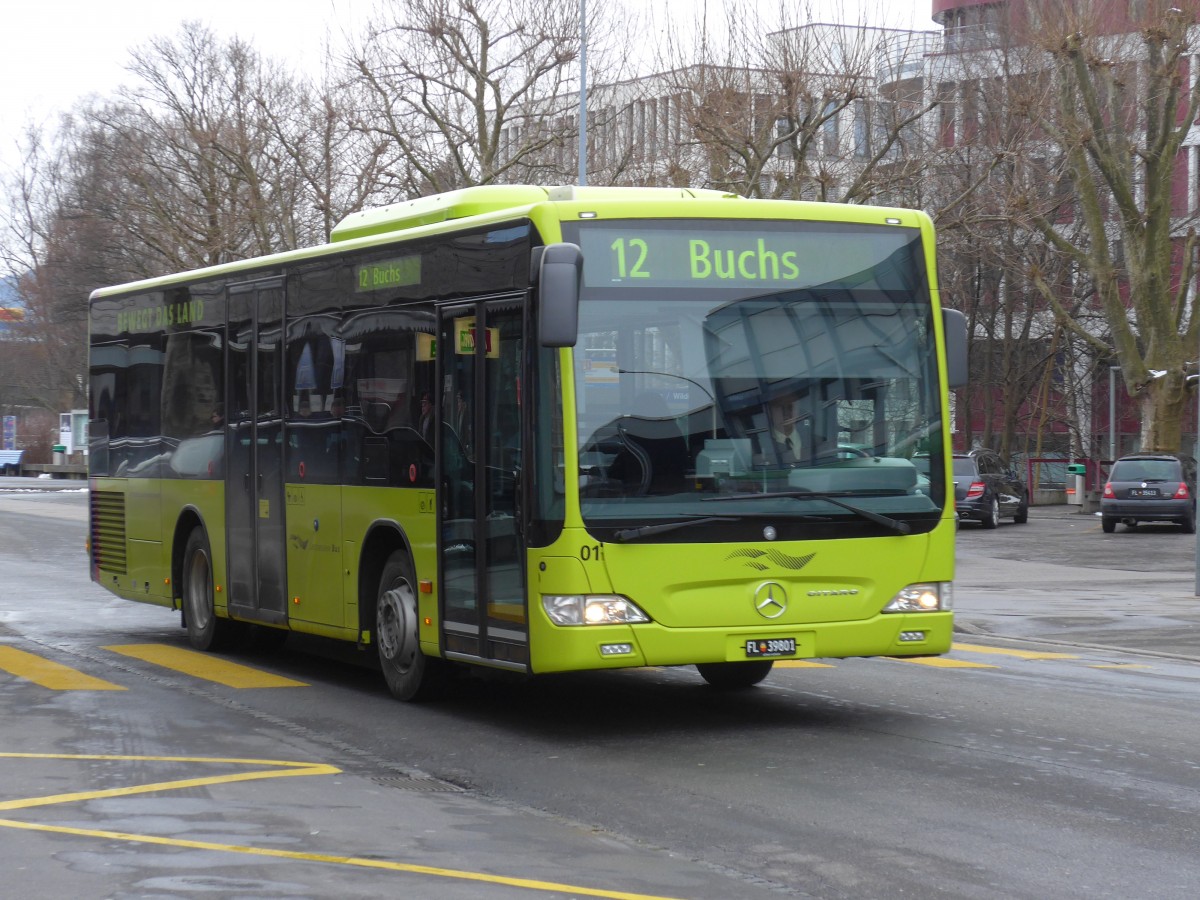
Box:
0, 0, 940, 170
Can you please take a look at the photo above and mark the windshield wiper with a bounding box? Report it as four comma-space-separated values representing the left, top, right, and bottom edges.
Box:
703, 490, 912, 535
611, 516, 739, 542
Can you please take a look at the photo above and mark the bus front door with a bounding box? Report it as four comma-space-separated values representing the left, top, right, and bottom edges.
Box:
225, 279, 288, 626
438, 298, 527, 668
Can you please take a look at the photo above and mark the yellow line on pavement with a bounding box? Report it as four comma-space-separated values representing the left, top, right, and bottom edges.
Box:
0, 817, 684, 899
0, 753, 337, 811
1089, 664, 1152, 669
0, 646, 125, 691
0, 752, 683, 900
104, 644, 307, 688
889, 656, 997, 668
775, 660, 835, 668
953, 642, 1079, 660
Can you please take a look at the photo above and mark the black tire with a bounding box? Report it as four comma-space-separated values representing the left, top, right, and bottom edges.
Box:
182, 528, 236, 651
696, 660, 774, 690
376, 550, 443, 701
1101, 516, 1116, 534
1013, 494, 1029, 524
981, 496, 1000, 529
1182, 511, 1196, 535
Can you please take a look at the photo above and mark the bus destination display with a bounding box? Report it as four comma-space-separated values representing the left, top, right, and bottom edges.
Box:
578, 221, 914, 291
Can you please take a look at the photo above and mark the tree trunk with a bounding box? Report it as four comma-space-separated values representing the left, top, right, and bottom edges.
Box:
1139, 371, 1188, 453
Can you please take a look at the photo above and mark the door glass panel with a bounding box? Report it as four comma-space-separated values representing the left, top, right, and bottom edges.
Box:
441, 310, 478, 629
255, 287, 286, 617
226, 291, 254, 609
485, 303, 524, 630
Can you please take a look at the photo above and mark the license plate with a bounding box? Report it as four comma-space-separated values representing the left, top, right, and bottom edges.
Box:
1130, 488, 1159, 498
745, 638, 796, 658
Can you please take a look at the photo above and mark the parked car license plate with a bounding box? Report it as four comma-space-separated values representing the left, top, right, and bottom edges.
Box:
745, 638, 796, 658
1130, 488, 1160, 497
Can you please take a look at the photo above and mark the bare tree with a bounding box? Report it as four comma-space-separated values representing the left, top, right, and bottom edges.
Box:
347, 0, 601, 194
0, 123, 98, 416
82, 23, 313, 275
924, 28, 1088, 462
255, 63, 397, 242
651, 1, 939, 203
0, 22, 351, 424
1008, 0, 1200, 453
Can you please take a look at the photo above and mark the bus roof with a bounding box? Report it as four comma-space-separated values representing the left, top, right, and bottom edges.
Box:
329, 185, 737, 242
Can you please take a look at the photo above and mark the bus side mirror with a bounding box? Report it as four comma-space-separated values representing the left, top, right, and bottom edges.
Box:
942, 308, 968, 389
537, 243, 582, 347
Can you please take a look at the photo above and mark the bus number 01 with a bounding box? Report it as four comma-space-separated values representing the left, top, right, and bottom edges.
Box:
580, 544, 604, 561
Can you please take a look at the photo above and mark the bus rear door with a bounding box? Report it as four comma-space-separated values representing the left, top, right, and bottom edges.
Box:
225, 278, 288, 625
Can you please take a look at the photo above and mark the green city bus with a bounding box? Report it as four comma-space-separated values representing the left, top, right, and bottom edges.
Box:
87, 184, 966, 700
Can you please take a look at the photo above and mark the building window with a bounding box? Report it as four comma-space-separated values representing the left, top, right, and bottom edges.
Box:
937, 82, 957, 148
853, 100, 870, 159
775, 116, 795, 159
821, 101, 839, 157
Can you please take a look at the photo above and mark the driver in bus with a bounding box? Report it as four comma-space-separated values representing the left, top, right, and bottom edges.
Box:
763, 393, 805, 466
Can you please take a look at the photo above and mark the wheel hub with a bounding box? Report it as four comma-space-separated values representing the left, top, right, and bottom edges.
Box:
379, 585, 418, 668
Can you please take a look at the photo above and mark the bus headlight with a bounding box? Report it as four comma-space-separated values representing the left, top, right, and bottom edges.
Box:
881, 582, 952, 613
542, 595, 651, 626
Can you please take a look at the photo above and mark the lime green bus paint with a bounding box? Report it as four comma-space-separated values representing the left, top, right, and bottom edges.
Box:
89, 185, 958, 701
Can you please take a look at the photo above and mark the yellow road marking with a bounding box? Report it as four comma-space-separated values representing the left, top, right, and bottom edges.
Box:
775, 660, 835, 668
889, 656, 997, 668
0, 753, 684, 900
104, 644, 307, 688
0, 646, 125, 691
1089, 664, 1152, 669
953, 642, 1079, 660
0, 817, 684, 899
0, 753, 337, 811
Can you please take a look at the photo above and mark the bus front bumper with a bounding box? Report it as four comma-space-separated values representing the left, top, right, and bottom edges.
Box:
529, 612, 954, 674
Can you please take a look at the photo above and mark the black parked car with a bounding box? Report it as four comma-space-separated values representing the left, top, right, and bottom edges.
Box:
1101, 453, 1196, 534
953, 449, 1029, 528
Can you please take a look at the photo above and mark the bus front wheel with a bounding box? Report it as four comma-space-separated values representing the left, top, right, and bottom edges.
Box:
376, 551, 443, 701
182, 528, 235, 651
696, 660, 774, 689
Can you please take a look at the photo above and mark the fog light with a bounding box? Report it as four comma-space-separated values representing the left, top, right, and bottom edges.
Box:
600, 643, 633, 656
899, 631, 926, 642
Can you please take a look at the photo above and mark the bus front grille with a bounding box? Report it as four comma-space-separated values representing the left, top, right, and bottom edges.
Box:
90, 490, 127, 575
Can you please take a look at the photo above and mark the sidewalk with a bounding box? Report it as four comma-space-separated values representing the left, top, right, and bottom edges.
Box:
954, 503, 1200, 662
0, 475, 89, 492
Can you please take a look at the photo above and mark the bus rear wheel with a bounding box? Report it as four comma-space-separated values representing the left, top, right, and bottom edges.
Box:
376, 551, 443, 701
182, 528, 235, 651
696, 660, 774, 690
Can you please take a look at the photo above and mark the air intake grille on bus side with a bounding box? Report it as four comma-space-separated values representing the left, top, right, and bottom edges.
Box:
90, 490, 127, 575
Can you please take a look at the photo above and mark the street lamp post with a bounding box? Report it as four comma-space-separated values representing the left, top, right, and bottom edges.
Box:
1109, 365, 1120, 463
578, 0, 588, 186
1194, 346, 1200, 595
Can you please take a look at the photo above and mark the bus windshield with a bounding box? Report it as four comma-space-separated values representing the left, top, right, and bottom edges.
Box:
565, 218, 945, 540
